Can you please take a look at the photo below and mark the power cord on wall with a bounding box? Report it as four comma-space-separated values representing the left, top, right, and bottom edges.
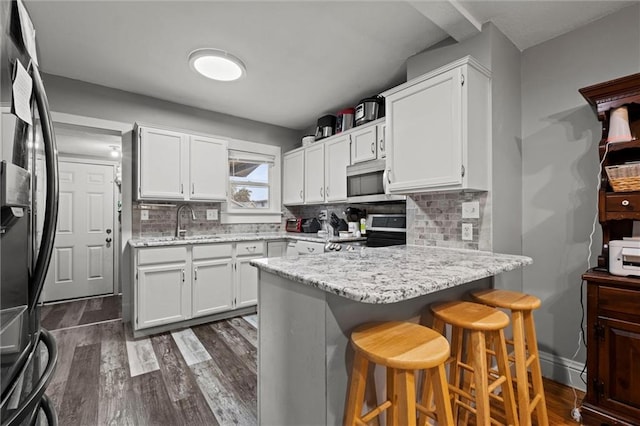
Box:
568, 142, 611, 423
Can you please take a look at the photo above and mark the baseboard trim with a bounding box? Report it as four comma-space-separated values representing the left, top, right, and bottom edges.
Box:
538, 350, 586, 392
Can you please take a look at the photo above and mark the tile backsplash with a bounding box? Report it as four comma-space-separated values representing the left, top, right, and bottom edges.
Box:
406, 191, 490, 251
132, 192, 490, 252
132, 202, 282, 237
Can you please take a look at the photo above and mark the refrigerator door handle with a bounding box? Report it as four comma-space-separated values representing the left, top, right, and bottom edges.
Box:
0, 328, 58, 426
28, 64, 59, 312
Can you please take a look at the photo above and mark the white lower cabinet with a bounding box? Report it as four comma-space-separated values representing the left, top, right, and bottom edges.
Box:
136, 246, 190, 329
133, 240, 264, 332
192, 243, 234, 317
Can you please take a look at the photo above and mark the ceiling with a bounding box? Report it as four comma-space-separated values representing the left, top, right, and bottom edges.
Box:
27, 1, 635, 131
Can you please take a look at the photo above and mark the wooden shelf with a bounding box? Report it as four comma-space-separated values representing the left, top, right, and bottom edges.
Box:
599, 138, 640, 155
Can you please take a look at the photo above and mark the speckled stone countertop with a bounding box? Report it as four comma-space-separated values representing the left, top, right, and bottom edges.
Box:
128, 232, 366, 248
251, 246, 532, 304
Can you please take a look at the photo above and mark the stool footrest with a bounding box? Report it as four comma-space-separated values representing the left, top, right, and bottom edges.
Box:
526, 353, 536, 368
529, 393, 542, 414
360, 400, 392, 424
487, 375, 507, 394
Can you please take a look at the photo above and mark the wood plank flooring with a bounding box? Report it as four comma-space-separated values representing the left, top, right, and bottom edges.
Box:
40, 294, 121, 331
43, 298, 585, 425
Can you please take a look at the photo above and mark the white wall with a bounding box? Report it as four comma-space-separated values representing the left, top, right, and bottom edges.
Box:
521, 3, 640, 383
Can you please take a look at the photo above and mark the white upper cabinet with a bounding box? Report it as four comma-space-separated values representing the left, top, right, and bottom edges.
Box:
350, 125, 378, 164
282, 148, 305, 205
324, 135, 350, 202
382, 56, 490, 194
136, 125, 228, 202
304, 143, 325, 204
189, 135, 228, 201
138, 127, 187, 200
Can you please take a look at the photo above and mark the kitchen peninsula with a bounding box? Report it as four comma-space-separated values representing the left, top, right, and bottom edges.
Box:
251, 246, 532, 425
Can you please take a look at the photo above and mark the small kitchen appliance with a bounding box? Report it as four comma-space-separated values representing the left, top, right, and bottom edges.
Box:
335, 108, 355, 134
285, 218, 303, 232
609, 239, 640, 276
354, 96, 384, 126
315, 115, 337, 141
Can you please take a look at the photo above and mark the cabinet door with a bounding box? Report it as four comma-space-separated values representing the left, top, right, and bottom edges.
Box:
283, 149, 305, 205
192, 259, 233, 317
597, 316, 640, 418
190, 135, 228, 201
138, 127, 187, 200
386, 67, 463, 192
377, 122, 386, 159
137, 263, 189, 329
305, 143, 325, 204
236, 256, 260, 308
350, 125, 377, 164
324, 135, 350, 202
267, 241, 287, 258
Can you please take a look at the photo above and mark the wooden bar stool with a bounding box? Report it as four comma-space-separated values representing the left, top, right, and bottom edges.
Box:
471, 289, 549, 426
430, 301, 519, 426
344, 321, 454, 426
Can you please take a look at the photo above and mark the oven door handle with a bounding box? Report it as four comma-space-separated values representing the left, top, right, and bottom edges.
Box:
29, 63, 59, 312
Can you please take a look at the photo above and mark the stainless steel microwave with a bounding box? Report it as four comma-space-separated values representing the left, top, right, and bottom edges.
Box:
346, 159, 405, 203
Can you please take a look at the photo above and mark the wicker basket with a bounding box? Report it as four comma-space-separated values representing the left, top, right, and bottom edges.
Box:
605, 163, 640, 192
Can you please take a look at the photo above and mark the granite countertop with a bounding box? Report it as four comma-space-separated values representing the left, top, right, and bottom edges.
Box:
128, 232, 366, 248
251, 245, 532, 304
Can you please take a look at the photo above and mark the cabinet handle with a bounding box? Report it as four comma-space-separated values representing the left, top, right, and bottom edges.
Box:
194, 267, 198, 280
371, 142, 375, 154
300, 190, 303, 200
180, 183, 184, 194
192, 183, 195, 194
307, 247, 315, 253
320, 187, 324, 197
326, 187, 330, 197
622, 199, 630, 206
246, 246, 256, 252
380, 138, 384, 152
182, 269, 185, 282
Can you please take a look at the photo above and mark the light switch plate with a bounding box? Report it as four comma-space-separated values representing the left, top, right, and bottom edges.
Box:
462, 223, 473, 241
140, 210, 149, 221
462, 201, 480, 219
206, 209, 218, 220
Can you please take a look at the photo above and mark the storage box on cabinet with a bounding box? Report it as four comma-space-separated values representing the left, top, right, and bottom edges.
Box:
382, 56, 490, 194
135, 124, 228, 202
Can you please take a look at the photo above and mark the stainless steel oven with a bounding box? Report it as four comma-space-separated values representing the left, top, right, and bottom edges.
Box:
365, 214, 406, 247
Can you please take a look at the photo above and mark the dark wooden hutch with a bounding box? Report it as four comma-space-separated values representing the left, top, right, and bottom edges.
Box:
580, 73, 640, 426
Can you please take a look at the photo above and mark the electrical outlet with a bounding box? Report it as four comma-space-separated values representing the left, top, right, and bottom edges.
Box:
462, 223, 473, 241
462, 201, 480, 219
140, 210, 149, 221
206, 209, 218, 221
319, 209, 328, 220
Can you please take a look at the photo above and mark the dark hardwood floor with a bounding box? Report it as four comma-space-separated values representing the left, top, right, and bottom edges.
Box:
40, 294, 122, 331
42, 297, 584, 425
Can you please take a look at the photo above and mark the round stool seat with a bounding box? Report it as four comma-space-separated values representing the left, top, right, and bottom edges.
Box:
351, 321, 449, 370
431, 301, 509, 331
472, 288, 541, 311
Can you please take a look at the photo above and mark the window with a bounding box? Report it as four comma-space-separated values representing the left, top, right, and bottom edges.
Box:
229, 152, 272, 209
221, 140, 281, 224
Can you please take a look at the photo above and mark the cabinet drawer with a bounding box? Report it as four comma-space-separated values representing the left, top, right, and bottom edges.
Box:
296, 240, 325, 255
237, 241, 265, 257
137, 246, 187, 265
192, 243, 233, 260
605, 193, 640, 212
599, 285, 640, 318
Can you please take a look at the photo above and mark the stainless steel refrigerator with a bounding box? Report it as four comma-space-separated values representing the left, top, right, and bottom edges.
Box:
1, 0, 59, 424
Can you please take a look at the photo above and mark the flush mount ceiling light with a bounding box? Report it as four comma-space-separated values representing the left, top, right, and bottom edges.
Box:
188, 48, 247, 82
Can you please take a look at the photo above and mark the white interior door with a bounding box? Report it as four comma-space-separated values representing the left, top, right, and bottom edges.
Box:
43, 161, 115, 302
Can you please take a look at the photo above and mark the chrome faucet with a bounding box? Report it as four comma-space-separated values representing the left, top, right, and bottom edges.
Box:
176, 204, 196, 238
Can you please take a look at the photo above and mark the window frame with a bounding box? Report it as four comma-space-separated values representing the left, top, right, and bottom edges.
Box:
221, 139, 281, 224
